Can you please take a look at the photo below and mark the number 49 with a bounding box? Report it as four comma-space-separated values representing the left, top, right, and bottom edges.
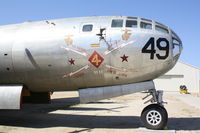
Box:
141, 37, 169, 60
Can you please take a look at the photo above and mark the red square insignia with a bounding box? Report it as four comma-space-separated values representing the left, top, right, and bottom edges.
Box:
88, 51, 104, 68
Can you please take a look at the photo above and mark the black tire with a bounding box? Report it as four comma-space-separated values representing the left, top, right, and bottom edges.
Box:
141, 104, 168, 130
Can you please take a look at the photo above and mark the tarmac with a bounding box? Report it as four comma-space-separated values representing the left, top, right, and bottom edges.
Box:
0, 91, 200, 133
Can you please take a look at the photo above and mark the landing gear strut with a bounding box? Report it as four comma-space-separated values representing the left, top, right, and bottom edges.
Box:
141, 89, 168, 130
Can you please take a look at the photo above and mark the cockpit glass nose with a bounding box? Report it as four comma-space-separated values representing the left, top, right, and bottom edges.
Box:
172, 38, 181, 57
172, 30, 182, 58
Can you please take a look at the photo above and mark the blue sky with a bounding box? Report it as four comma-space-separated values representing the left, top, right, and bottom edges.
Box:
0, 0, 199, 67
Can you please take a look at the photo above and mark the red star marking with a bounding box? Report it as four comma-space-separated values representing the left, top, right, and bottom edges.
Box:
121, 54, 129, 62
69, 58, 75, 65
88, 51, 104, 68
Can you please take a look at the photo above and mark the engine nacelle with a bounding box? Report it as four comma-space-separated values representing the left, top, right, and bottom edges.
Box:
0, 85, 23, 109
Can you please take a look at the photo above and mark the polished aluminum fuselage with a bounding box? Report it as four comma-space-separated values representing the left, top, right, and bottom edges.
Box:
0, 16, 182, 92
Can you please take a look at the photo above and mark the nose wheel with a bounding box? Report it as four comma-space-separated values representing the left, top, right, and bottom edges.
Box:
141, 104, 168, 130
141, 89, 168, 130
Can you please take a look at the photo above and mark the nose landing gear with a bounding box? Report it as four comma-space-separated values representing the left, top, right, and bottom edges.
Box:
141, 89, 168, 130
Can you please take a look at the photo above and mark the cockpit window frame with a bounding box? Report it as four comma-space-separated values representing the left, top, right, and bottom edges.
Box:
140, 21, 152, 30
155, 25, 169, 34
126, 19, 138, 28
111, 19, 124, 28
82, 24, 93, 32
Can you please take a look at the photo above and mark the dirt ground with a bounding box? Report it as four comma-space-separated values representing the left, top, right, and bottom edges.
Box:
0, 91, 200, 133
